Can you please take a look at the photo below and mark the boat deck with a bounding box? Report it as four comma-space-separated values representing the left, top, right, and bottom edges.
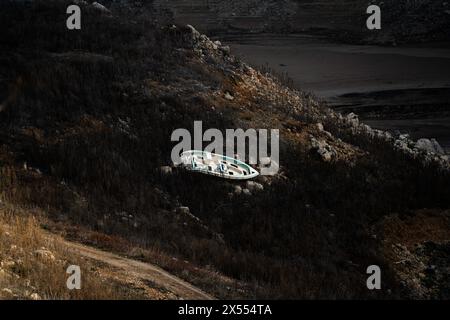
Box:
180, 150, 259, 180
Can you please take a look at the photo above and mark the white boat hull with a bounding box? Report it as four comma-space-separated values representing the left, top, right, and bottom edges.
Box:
180, 150, 259, 180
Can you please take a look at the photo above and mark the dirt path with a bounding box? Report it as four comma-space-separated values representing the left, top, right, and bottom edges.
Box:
63, 241, 215, 300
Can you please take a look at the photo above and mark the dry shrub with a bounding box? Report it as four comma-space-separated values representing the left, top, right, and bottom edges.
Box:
0, 206, 136, 300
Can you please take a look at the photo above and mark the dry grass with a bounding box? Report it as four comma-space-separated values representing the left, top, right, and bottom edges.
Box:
0, 204, 143, 300
47, 220, 253, 299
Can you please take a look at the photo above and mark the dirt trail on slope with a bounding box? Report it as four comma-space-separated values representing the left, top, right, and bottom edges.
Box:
63, 240, 215, 300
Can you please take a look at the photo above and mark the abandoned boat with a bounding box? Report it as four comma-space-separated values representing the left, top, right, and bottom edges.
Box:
180, 150, 259, 180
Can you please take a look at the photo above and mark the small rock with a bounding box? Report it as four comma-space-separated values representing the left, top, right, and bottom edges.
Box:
258, 176, 269, 184
30, 293, 41, 300
91, 2, 110, 14
1, 260, 15, 268
221, 46, 231, 55
176, 207, 190, 215
346, 113, 359, 127
399, 134, 410, 141
186, 24, 201, 41
246, 181, 264, 192
415, 138, 445, 155
0, 269, 8, 280
1, 288, 13, 296
311, 137, 335, 162
159, 166, 173, 175
34, 249, 55, 261
224, 92, 234, 101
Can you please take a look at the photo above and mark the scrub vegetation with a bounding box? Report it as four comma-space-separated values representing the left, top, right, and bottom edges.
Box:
0, 0, 449, 299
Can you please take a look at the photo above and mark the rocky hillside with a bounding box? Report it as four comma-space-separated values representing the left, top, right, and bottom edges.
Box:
153, 0, 297, 33
0, 0, 449, 299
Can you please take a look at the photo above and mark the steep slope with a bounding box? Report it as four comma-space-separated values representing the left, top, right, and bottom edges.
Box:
0, 204, 175, 300
0, 0, 449, 299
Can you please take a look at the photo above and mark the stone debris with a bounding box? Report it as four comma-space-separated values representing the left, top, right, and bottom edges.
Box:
185, 24, 234, 59
176, 206, 191, 215
316, 123, 324, 131
186, 24, 201, 41
1, 288, 14, 297
346, 113, 359, 128
29, 292, 42, 300
246, 181, 264, 192
91, 2, 111, 14
159, 166, 173, 175
415, 138, 445, 155
335, 110, 449, 169
310, 137, 335, 162
34, 249, 56, 262
224, 92, 234, 101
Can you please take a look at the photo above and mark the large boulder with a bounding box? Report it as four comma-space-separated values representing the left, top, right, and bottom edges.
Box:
415, 138, 445, 155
